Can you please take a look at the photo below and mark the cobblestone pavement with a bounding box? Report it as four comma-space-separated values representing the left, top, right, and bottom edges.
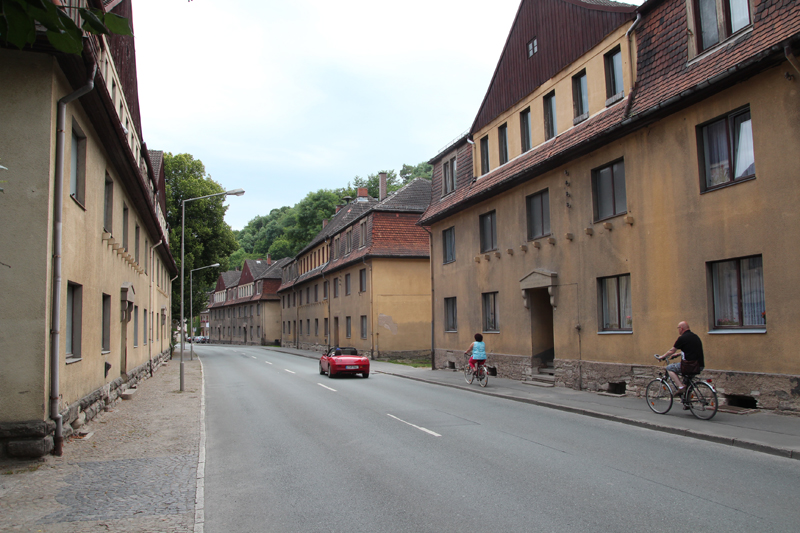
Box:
0, 356, 203, 533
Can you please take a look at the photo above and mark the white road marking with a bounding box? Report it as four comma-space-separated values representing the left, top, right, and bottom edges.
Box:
251, 356, 256, 359
284, 369, 295, 374
387, 414, 442, 437
317, 383, 337, 392
264, 361, 273, 365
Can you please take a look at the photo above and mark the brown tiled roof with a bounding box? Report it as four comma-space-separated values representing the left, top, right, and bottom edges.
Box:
373, 178, 431, 213
422, 0, 800, 225
296, 197, 378, 256
370, 213, 431, 257
149, 150, 163, 178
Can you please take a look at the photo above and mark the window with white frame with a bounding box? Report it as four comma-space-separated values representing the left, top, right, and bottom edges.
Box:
710, 255, 765, 329
600, 274, 632, 331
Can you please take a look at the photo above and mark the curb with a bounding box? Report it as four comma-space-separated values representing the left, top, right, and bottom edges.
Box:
375, 370, 798, 461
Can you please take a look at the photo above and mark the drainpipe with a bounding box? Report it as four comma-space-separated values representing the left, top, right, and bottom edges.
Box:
624, 14, 642, 118
322, 238, 330, 353
149, 240, 163, 376
169, 273, 178, 358
423, 226, 435, 369
50, 60, 96, 456
362, 255, 374, 359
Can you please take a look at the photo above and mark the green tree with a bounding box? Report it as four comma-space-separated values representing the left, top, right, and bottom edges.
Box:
164, 152, 239, 320
400, 161, 433, 183
1, 0, 131, 55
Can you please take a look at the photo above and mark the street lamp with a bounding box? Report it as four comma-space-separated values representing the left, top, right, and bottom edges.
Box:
190, 262, 219, 361
180, 188, 245, 391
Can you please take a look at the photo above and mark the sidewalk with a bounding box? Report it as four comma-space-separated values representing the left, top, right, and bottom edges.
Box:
0, 354, 203, 533
273, 346, 800, 460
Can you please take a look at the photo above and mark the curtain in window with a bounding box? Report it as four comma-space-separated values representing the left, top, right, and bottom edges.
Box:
733, 114, 755, 178
483, 293, 497, 331
619, 275, 632, 329
597, 166, 614, 219
703, 119, 730, 187
698, 0, 719, 49
602, 277, 619, 329
611, 52, 623, 95
741, 256, 765, 326
729, 0, 750, 33
612, 161, 626, 214
712, 260, 739, 326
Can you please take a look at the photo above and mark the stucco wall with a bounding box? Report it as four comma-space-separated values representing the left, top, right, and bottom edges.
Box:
371, 258, 432, 354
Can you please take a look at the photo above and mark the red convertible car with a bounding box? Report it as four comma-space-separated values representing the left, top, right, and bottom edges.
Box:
319, 347, 370, 378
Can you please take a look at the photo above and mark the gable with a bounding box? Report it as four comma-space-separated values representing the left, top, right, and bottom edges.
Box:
471, 0, 635, 135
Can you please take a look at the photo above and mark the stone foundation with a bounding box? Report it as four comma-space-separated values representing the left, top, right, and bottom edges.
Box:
553, 359, 800, 412
0, 349, 171, 459
433, 348, 534, 381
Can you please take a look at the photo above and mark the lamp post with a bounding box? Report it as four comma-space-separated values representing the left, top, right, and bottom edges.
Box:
181, 188, 244, 391
190, 262, 219, 361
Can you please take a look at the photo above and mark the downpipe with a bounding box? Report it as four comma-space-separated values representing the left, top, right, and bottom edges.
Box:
149, 240, 163, 376
50, 59, 96, 456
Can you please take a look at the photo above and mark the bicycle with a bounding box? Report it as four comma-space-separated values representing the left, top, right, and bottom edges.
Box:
464, 354, 488, 387
645, 354, 718, 420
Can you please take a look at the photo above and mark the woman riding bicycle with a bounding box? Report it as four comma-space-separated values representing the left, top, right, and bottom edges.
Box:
465, 333, 487, 371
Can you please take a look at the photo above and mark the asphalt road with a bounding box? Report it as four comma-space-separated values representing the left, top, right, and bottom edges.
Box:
198, 344, 800, 533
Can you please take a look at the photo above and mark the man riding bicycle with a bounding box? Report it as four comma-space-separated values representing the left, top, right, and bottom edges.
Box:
657, 321, 705, 394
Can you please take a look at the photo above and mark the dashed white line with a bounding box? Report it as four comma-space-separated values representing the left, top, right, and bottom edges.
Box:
251, 356, 257, 359
317, 383, 337, 392
387, 414, 442, 437
264, 361, 273, 365
284, 369, 296, 374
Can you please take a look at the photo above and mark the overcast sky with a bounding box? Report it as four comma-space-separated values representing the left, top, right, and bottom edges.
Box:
133, 0, 639, 230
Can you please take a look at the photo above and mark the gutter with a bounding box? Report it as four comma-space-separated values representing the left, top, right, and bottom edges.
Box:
50, 59, 96, 456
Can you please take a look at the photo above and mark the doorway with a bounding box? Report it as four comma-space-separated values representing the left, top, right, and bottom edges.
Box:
528, 288, 555, 370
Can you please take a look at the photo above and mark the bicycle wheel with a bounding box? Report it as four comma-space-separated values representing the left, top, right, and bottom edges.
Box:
477, 366, 488, 388
686, 381, 718, 420
464, 362, 474, 384
645, 379, 673, 414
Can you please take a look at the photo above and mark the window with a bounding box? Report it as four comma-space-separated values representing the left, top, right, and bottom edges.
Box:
306, 287, 310, 304
334, 278, 339, 298
694, 0, 750, 52
135, 224, 140, 264
498, 123, 508, 165
323, 280, 328, 299
526, 189, 551, 240
359, 220, 366, 247
299, 321, 303, 335
443, 227, 455, 264
527, 37, 538, 57
360, 316, 367, 339
144, 239, 148, 274
143, 308, 148, 345
103, 174, 113, 232
122, 205, 129, 251
442, 156, 456, 195
482, 292, 498, 332
543, 91, 557, 140
102, 293, 111, 352
711, 255, 765, 329
480, 135, 490, 175
315, 284, 319, 302
479, 211, 497, 253
345, 273, 351, 295
520, 108, 531, 153
257, 303, 260, 316
315, 319, 319, 336
600, 274, 632, 331
572, 70, 589, 123
66, 282, 82, 359
307, 319, 310, 335
324, 318, 329, 336
592, 160, 627, 221
133, 305, 139, 347
698, 107, 755, 190
333, 236, 339, 259
69, 123, 86, 204
346, 230, 352, 254
604, 47, 624, 103
444, 297, 457, 332
346, 316, 352, 338
359, 268, 366, 292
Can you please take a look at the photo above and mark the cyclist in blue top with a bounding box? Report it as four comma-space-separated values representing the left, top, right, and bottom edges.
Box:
465, 333, 487, 371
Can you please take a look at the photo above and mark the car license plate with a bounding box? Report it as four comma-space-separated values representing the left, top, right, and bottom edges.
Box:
345, 365, 359, 369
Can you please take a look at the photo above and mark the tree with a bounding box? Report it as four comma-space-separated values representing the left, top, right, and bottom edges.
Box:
164, 152, 239, 320
1, 0, 131, 55
400, 161, 433, 183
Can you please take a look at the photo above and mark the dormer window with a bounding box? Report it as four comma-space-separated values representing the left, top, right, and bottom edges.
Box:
693, 0, 751, 53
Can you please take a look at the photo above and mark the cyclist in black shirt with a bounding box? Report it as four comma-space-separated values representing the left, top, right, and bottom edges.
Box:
657, 321, 704, 393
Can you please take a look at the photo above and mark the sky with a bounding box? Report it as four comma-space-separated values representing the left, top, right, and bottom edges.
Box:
133, 0, 524, 230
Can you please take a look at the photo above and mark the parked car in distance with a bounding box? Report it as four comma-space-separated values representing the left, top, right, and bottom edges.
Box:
319, 347, 370, 378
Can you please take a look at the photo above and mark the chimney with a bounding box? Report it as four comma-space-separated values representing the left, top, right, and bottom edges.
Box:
267, 253, 271, 265
322, 219, 328, 228
357, 187, 368, 198
379, 172, 387, 201
335, 205, 342, 213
